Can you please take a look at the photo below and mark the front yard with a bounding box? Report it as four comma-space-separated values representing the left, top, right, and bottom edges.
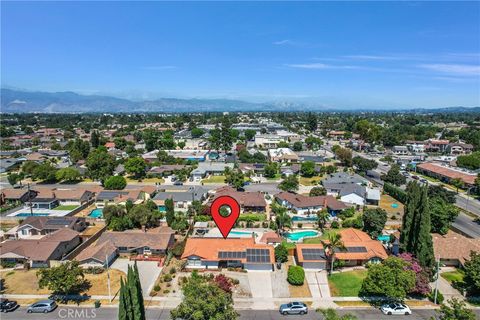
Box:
53, 205, 79, 211
299, 176, 322, 186
201, 175, 226, 184
441, 269, 465, 284
0, 268, 125, 296
328, 270, 367, 297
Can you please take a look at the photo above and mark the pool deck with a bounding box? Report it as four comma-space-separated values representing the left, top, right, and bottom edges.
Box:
7, 207, 72, 218
198, 227, 267, 242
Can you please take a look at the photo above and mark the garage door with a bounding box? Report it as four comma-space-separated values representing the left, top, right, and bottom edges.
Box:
244, 263, 273, 271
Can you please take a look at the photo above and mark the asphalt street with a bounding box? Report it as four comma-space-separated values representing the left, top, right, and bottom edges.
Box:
0, 306, 465, 320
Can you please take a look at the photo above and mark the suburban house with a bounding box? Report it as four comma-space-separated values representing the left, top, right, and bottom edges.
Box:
190, 162, 234, 181
239, 163, 265, 177
417, 162, 477, 187
339, 184, 381, 206
212, 186, 267, 212
29, 189, 59, 209
95, 189, 146, 208
254, 134, 288, 149
275, 192, 347, 215
425, 139, 450, 153
95, 227, 174, 256
268, 148, 299, 163
51, 189, 94, 206
153, 186, 208, 211
12, 216, 86, 239
182, 237, 274, 271
295, 228, 388, 270
75, 240, 118, 268
432, 231, 480, 267
446, 143, 474, 155
0, 228, 81, 267
322, 172, 370, 195
0, 188, 37, 205
148, 164, 189, 177
392, 146, 409, 155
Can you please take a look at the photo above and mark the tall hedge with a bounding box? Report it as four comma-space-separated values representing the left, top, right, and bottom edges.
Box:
384, 183, 406, 204
287, 265, 305, 285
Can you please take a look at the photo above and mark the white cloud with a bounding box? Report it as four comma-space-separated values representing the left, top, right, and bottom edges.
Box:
273, 39, 295, 45
418, 64, 480, 76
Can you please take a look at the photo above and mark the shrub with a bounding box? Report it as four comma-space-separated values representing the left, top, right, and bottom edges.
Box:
287, 265, 305, 285
331, 220, 339, 228
231, 278, 240, 285
163, 274, 172, 282
171, 241, 186, 257
274, 243, 288, 263
94, 300, 101, 308
214, 274, 233, 293
169, 267, 176, 274
85, 266, 105, 274
1, 261, 16, 268
428, 290, 444, 304
153, 284, 161, 292
163, 289, 170, 294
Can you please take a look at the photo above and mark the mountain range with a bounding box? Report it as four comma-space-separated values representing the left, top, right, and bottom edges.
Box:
1, 88, 479, 114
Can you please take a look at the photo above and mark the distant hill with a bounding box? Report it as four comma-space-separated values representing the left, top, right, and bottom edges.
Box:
1, 88, 479, 113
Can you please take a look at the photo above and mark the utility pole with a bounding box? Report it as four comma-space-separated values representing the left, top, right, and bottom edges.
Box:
106, 254, 112, 302
434, 258, 440, 304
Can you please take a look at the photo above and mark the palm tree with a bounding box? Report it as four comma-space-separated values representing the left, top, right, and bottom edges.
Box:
274, 206, 292, 235
321, 232, 346, 274
316, 209, 330, 232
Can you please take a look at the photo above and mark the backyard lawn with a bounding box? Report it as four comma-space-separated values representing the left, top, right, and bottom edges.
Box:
441, 270, 465, 284
328, 270, 367, 297
201, 175, 226, 184
53, 205, 79, 211
299, 176, 322, 186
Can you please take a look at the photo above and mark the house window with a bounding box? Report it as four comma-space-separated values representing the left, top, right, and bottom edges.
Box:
21, 229, 28, 235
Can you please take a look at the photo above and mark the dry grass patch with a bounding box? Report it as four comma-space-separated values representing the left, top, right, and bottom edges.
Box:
379, 194, 404, 216
299, 176, 322, 186
288, 282, 312, 298
0, 268, 125, 296
334, 300, 371, 307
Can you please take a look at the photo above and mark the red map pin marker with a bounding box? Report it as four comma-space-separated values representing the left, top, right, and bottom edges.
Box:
210, 195, 240, 239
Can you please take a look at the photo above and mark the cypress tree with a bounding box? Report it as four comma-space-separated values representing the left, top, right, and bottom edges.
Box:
133, 263, 145, 320
118, 264, 146, 320
400, 182, 418, 252
415, 185, 435, 268
118, 278, 128, 320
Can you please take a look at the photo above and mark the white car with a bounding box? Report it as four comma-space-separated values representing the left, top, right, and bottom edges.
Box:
381, 302, 412, 315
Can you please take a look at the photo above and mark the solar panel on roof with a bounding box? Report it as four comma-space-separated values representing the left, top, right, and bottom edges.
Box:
346, 246, 367, 253
301, 248, 325, 261
246, 248, 271, 263
218, 251, 246, 260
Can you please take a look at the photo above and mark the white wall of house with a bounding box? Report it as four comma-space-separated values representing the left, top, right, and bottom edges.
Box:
340, 193, 365, 206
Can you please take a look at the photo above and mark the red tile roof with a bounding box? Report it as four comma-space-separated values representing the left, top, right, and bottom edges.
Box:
275, 192, 347, 211
417, 162, 476, 185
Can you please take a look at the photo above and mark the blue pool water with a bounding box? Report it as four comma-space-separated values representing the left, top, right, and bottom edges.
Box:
285, 230, 319, 241
377, 235, 391, 242
15, 213, 50, 217
89, 208, 103, 218
230, 231, 253, 236
292, 216, 317, 222
391, 203, 399, 208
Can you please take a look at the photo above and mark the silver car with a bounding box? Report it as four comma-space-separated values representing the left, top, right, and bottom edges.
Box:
279, 301, 308, 315
27, 300, 57, 313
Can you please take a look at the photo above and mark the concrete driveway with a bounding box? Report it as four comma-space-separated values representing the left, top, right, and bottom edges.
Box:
305, 271, 331, 298
247, 271, 273, 298
110, 258, 162, 297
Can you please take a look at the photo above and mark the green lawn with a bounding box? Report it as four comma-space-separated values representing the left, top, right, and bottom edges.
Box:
281, 240, 296, 250
328, 270, 368, 297
303, 237, 322, 244
266, 173, 282, 181
201, 175, 226, 183
53, 205, 79, 211
441, 270, 465, 284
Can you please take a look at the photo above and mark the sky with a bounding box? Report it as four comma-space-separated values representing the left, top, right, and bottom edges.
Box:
1, 1, 480, 109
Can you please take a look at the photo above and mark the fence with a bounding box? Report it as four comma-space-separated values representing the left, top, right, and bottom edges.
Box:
62, 224, 107, 261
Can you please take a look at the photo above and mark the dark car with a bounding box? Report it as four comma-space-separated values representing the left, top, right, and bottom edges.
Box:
173, 180, 183, 186
0, 299, 18, 313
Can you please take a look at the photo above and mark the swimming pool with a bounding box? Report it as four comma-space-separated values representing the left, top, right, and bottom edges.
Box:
88, 208, 103, 218
14, 212, 50, 217
377, 235, 391, 242
391, 203, 399, 208
285, 230, 319, 241
229, 230, 253, 236
291, 216, 317, 222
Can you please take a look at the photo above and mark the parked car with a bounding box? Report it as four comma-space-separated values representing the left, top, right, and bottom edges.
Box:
279, 302, 308, 315
27, 300, 57, 313
381, 302, 412, 315
173, 180, 183, 186
0, 299, 18, 313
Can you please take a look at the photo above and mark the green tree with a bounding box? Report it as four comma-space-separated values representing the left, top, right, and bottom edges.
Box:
165, 198, 175, 227
316, 209, 330, 231
32, 162, 58, 182
287, 265, 305, 285
90, 130, 100, 148
456, 152, 480, 170
278, 175, 299, 192
305, 136, 323, 150
430, 198, 459, 235
273, 205, 292, 234
7, 172, 22, 186
22, 161, 40, 176
224, 168, 245, 190
118, 263, 145, 320
400, 182, 435, 268
274, 243, 288, 263
209, 128, 222, 152
318, 308, 358, 320
86, 148, 115, 182
37, 261, 90, 296
170, 271, 237, 320
293, 141, 303, 151
104, 175, 127, 190
321, 232, 346, 274
334, 147, 353, 167
360, 257, 416, 300
191, 127, 205, 138
463, 251, 480, 296
451, 178, 464, 193
352, 156, 378, 173
435, 298, 476, 320
55, 167, 81, 182
362, 208, 387, 238
382, 164, 406, 186
243, 129, 256, 141
306, 113, 317, 132
300, 161, 316, 177
264, 162, 278, 178
310, 186, 327, 196
124, 157, 147, 179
